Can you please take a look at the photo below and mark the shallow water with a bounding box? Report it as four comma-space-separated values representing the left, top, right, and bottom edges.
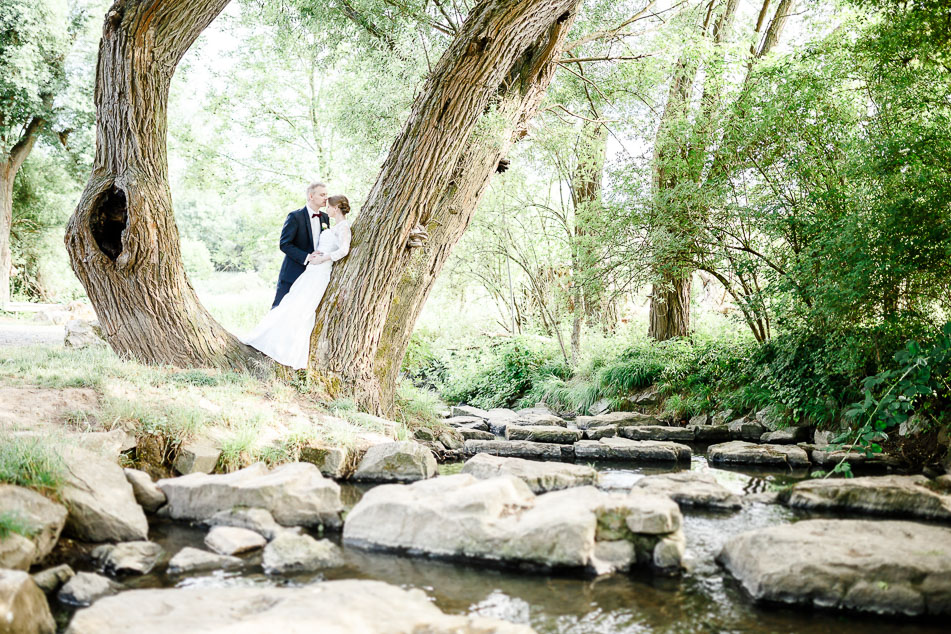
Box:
53, 458, 948, 633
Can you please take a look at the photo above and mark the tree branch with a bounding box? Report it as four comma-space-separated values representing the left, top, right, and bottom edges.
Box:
7, 116, 45, 170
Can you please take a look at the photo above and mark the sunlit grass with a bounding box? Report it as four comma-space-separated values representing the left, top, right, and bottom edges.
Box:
0, 436, 66, 497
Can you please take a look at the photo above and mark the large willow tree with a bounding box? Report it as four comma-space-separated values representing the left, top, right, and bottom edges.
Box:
66, 0, 580, 412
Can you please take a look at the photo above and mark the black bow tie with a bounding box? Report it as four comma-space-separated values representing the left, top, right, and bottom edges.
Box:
311, 213, 320, 219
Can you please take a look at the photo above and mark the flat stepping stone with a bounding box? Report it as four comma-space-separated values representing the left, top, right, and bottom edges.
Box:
463, 439, 566, 460
779, 474, 951, 520
633, 472, 741, 510
810, 448, 897, 468
759, 427, 810, 444
618, 425, 695, 442
505, 425, 582, 444
157, 462, 343, 529
65, 579, 535, 634
204, 526, 266, 555
573, 437, 691, 462
718, 519, 951, 616
444, 416, 488, 429
707, 441, 810, 468
461, 453, 599, 493
689, 424, 731, 442
343, 474, 685, 575
459, 427, 495, 441
167, 547, 242, 574
450, 405, 489, 419
575, 412, 662, 430
352, 441, 437, 483
511, 413, 567, 427
583, 425, 617, 440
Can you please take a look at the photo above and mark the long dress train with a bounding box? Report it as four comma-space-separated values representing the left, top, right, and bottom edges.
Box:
242, 219, 351, 369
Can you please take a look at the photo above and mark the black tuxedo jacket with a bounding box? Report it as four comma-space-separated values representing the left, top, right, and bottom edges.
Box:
273, 206, 330, 307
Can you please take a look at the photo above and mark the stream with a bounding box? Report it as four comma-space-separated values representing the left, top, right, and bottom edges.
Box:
52, 456, 948, 633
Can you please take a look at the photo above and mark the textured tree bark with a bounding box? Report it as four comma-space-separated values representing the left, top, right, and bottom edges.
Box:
311, 0, 580, 413
64, 0, 260, 369
0, 116, 45, 308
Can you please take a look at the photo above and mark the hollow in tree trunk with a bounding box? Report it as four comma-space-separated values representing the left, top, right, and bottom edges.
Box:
311, 0, 580, 414
64, 0, 261, 370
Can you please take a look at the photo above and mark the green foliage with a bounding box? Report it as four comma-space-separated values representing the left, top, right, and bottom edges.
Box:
0, 511, 37, 538
442, 339, 570, 409
393, 379, 443, 431
842, 323, 951, 455
0, 436, 65, 496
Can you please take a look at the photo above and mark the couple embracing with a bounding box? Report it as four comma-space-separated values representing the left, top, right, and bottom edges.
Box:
242, 182, 351, 369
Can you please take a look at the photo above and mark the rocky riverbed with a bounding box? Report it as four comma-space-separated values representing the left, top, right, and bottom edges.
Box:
4, 402, 951, 632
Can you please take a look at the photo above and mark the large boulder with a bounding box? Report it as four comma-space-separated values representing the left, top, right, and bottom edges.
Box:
632, 472, 741, 510
343, 474, 685, 575
157, 462, 343, 529
66, 579, 534, 634
573, 437, 691, 462
618, 425, 694, 442
727, 417, 766, 442
779, 475, 951, 520
0, 569, 55, 634
504, 425, 582, 444
464, 439, 566, 460
0, 485, 67, 569
60, 447, 149, 542
64, 318, 106, 349
718, 519, 951, 616
262, 533, 344, 575
352, 441, 437, 482
461, 454, 598, 493
707, 441, 810, 468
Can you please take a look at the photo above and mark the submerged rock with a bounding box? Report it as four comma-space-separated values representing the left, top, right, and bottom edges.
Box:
58, 572, 120, 607
0, 569, 55, 634
157, 462, 343, 529
632, 472, 741, 510
505, 425, 582, 444
718, 519, 951, 616
65, 579, 535, 634
166, 547, 242, 575
464, 439, 565, 460
779, 475, 951, 520
352, 441, 437, 482
707, 441, 810, 468
60, 447, 149, 542
93, 541, 163, 575
343, 474, 685, 575
262, 533, 344, 574
123, 469, 167, 513
204, 526, 267, 556
461, 454, 598, 493
573, 437, 691, 462
618, 425, 694, 442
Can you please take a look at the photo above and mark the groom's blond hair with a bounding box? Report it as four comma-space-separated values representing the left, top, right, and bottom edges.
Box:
306, 182, 327, 196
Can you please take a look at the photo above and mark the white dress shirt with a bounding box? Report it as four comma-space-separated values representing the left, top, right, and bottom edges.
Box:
305, 203, 322, 253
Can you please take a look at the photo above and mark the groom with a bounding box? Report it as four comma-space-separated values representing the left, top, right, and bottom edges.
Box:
272, 182, 331, 307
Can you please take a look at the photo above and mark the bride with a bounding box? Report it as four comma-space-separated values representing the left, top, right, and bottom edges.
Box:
242, 195, 352, 369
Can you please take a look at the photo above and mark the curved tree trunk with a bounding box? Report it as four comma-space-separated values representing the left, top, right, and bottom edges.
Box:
1, 117, 45, 308
64, 0, 260, 369
311, 0, 580, 413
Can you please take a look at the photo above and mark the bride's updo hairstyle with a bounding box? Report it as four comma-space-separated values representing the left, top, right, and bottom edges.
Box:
328, 195, 350, 216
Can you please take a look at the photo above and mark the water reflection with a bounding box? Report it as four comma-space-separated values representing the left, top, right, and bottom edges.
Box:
52, 459, 948, 634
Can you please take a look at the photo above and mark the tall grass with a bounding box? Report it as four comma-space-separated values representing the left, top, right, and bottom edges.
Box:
0, 436, 66, 496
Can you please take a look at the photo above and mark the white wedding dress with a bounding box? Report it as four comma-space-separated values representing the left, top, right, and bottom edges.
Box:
242, 219, 351, 369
